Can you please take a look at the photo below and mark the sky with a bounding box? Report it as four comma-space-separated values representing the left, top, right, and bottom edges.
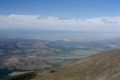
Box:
0, 0, 120, 31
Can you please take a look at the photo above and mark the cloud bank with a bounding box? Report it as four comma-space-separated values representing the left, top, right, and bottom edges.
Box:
0, 15, 120, 31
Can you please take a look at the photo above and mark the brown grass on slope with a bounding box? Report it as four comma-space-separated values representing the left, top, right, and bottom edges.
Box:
33, 50, 120, 80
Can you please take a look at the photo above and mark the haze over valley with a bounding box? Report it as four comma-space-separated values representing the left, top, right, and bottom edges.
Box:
0, 0, 120, 80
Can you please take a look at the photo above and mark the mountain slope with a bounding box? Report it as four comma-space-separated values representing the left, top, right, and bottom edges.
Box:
34, 50, 120, 80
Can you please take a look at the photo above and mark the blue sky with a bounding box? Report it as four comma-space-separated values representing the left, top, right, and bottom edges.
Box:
0, 0, 120, 31
0, 0, 120, 18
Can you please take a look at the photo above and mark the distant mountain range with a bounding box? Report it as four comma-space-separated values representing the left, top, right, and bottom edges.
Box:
1, 30, 120, 41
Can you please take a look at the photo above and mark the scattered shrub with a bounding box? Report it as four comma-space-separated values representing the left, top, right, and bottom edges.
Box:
49, 69, 56, 73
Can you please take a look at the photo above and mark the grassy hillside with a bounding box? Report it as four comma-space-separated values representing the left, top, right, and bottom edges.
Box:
34, 50, 120, 80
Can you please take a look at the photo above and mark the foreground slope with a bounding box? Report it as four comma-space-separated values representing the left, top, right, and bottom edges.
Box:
34, 50, 120, 80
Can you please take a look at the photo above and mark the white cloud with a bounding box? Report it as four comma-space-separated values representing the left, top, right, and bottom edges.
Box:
0, 14, 120, 31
